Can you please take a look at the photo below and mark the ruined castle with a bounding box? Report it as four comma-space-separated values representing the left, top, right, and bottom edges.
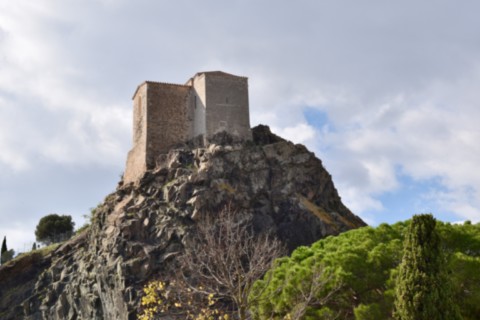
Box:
124, 71, 251, 183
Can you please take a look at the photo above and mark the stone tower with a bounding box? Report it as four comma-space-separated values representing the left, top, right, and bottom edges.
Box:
124, 71, 251, 183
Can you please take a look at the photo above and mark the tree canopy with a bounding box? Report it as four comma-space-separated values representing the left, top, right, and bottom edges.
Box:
1, 236, 7, 264
1, 236, 6, 257
250, 219, 480, 320
394, 214, 461, 320
1, 236, 14, 264
35, 214, 75, 245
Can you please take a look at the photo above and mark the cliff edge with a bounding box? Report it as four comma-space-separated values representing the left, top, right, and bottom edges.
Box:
0, 125, 365, 320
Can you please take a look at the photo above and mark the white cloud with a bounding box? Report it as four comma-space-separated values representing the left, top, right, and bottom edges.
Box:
0, 1, 132, 171
0, 225, 35, 255
271, 123, 317, 146
2, 0, 480, 250
303, 64, 480, 222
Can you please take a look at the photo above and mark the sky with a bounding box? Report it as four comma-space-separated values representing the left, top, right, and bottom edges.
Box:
1, 0, 480, 253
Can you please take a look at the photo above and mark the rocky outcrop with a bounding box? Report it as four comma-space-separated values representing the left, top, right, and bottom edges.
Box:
0, 249, 53, 319
0, 125, 365, 320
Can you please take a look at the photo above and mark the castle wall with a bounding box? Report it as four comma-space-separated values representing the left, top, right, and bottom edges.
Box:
191, 74, 207, 138
124, 84, 148, 183
145, 83, 192, 168
204, 73, 251, 141
124, 71, 251, 184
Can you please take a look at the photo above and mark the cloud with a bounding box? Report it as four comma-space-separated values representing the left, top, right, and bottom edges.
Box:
271, 123, 317, 146
0, 225, 35, 255
0, 2, 132, 171
306, 63, 480, 222
2, 0, 480, 251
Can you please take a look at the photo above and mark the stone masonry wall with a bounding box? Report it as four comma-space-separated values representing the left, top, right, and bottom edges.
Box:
204, 73, 251, 141
145, 82, 192, 168
190, 74, 207, 138
124, 84, 147, 183
124, 72, 251, 184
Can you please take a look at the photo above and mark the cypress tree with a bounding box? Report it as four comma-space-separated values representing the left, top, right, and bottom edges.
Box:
393, 214, 461, 320
1, 236, 7, 264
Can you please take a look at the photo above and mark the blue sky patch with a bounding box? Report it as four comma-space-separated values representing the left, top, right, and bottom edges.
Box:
303, 107, 334, 131
375, 169, 449, 224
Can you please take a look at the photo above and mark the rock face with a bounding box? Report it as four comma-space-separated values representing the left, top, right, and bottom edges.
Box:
0, 125, 365, 320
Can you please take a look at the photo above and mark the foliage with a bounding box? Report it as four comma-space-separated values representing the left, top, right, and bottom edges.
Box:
1, 236, 14, 265
74, 205, 99, 235
36, 242, 61, 255
250, 219, 480, 320
1, 236, 6, 253
1, 236, 6, 264
138, 205, 284, 320
1, 250, 15, 265
178, 205, 285, 320
35, 214, 75, 245
85, 204, 100, 224
2, 242, 60, 267
393, 214, 461, 320
75, 223, 90, 235
138, 280, 230, 320
1, 249, 15, 263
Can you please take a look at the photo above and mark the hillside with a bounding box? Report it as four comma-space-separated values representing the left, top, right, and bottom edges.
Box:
0, 125, 365, 319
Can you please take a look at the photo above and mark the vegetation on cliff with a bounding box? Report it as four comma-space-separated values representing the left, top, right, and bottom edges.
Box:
0, 126, 366, 320
250, 219, 480, 319
138, 205, 285, 320
1, 125, 478, 320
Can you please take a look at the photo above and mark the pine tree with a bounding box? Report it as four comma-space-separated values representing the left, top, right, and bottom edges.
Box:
1, 236, 7, 265
393, 214, 461, 320
35, 214, 75, 245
